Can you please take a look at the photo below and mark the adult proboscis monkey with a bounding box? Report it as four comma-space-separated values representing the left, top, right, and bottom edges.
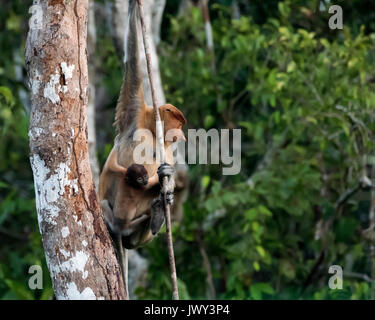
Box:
99, 0, 187, 298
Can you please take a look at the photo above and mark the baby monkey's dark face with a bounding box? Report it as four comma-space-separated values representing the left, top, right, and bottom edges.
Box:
125, 164, 149, 189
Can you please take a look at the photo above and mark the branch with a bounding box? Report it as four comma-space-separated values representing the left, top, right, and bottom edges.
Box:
344, 271, 373, 283
137, 0, 179, 300
195, 231, 216, 299
335, 176, 373, 210
334, 184, 361, 210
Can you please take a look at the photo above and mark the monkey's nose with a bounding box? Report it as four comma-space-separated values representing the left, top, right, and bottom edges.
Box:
172, 129, 186, 142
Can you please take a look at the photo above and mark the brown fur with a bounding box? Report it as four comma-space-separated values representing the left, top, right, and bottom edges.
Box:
99, 0, 186, 249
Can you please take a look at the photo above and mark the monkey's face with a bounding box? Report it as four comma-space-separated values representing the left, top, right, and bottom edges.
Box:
125, 164, 149, 189
160, 104, 187, 142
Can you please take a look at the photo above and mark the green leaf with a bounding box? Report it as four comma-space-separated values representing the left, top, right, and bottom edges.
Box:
256, 246, 266, 258
201, 175, 210, 189
253, 261, 260, 271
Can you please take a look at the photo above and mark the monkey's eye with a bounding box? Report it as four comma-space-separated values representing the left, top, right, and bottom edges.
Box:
166, 109, 171, 112
143, 175, 148, 180
137, 177, 142, 183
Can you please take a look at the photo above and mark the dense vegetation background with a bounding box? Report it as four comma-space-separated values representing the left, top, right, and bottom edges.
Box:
1, 0, 375, 299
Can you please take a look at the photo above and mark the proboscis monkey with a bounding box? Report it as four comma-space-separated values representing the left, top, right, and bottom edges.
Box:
98, 0, 186, 298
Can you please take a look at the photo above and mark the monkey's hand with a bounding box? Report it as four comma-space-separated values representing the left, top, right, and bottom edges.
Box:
157, 163, 175, 185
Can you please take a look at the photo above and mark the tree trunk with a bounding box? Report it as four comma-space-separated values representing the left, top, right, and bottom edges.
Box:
88, 0, 100, 188
26, 0, 125, 300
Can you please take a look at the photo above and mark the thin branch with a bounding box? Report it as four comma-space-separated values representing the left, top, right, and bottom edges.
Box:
137, 0, 179, 300
335, 184, 361, 210
196, 231, 216, 299
344, 271, 373, 283
297, 70, 324, 107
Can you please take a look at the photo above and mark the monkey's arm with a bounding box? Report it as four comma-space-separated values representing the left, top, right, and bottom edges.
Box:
101, 200, 115, 231
144, 173, 159, 190
121, 214, 149, 236
104, 148, 127, 175
143, 162, 176, 191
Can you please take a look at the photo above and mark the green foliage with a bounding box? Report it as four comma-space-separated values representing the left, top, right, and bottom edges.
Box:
0, 0, 53, 300
140, 2, 375, 300
0, 80, 53, 300
2, 0, 375, 300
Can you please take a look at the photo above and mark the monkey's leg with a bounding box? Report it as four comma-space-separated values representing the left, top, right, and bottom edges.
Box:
157, 163, 175, 205
150, 165, 175, 235
150, 198, 165, 235
101, 200, 129, 299
116, 233, 129, 300
121, 214, 149, 236
145, 173, 160, 190
101, 200, 115, 231
150, 188, 175, 236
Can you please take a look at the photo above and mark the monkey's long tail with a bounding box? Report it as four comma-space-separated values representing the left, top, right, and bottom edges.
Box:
117, 234, 129, 300
114, 0, 144, 133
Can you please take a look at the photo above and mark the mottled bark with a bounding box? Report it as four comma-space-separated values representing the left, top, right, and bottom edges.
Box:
26, 0, 124, 300
88, 0, 100, 188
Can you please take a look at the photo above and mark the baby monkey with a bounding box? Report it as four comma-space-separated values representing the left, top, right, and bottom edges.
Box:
125, 163, 149, 189
103, 163, 172, 299
128, 164, 176, 236
112, 163, 170, 238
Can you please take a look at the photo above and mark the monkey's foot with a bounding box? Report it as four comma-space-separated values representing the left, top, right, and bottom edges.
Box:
151, 198, 165, 235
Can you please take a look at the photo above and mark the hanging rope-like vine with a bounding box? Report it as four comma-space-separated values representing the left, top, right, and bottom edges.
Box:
136, 0, 179, 300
